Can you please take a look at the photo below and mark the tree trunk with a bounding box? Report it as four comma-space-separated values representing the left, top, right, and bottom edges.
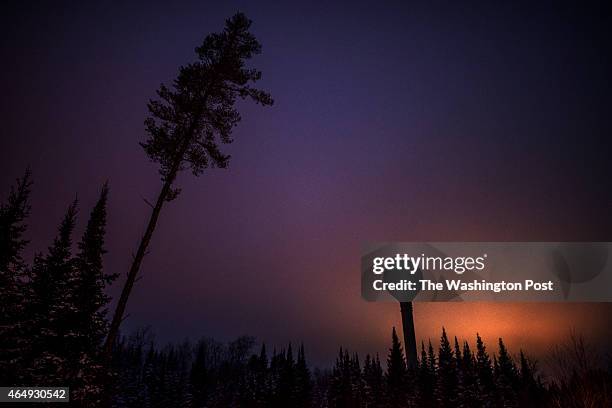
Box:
102, 129, 195, 361
400, 301, 417, 369
102, 175, 172, 359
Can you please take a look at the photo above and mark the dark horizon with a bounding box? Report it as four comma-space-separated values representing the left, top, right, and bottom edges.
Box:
2, 0, 612, 368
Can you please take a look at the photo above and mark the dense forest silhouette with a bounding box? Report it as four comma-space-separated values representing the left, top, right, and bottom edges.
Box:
1, 171, 611, 407
1, 11, 611, 408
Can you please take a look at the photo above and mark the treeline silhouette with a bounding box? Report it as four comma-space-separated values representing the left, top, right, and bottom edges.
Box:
1, 172, 611, 407
110, 327, 550, 408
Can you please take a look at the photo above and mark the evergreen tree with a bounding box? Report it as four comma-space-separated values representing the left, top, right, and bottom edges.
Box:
27, 200, 78, 384
495, 338, 518, 407
0, 170, 32, 384
0, 169, 31, 274
458, 341, 480, 407
363, 353, 384, 407
517, 350, 546, 406
454, 336, 462, 369
350, 352, 364, 407
475, 333, 495, 406
269, 348, 283, 406
111, 330, 150, 407
427, 340, 437, 378
216, 336, 255, 406
295, 343, 313, 407
328, 348, 361, 408
253, 343, 272, 406
71, 183, 117, 404
386, 327, 408, 407
327, 348, 343, 407
437, 328, 458, 408
190, 340, 210, 407
278, 343, 296, 405
416, 341, 435, 407
312, 368, 331, 408
518, 351, 532, 387
145, 343, 191, 408
237, 342, 271, 406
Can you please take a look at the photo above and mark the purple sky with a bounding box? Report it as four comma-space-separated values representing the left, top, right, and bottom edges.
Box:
2, 1, 611, 366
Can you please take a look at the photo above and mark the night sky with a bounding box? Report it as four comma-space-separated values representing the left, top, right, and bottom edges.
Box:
2, 1, 611, 367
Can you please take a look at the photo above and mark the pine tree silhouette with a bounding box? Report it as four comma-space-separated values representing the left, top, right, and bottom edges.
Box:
295, 343, 313, 407
458, 340, 480, 407
454, 336, 462, 366
278, 343, 297, 405
495, 337, 519, 406
248, 343, 271, 406
189, 339, 210, 407
0, 169, 31, 274
363, 353, 384, 407
416, 341, 435, 407
328, 347, 364, 408
28, 200, 78, 384
386, 327, 408, 406
70, 183, 117, 404
437, 327, 458, 407
517, 350, 545, 406
104, 12, 274, 361
475, 333, 495, 404
0, 169, 32, 384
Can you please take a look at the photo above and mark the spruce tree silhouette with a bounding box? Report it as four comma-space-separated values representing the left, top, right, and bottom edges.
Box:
416, 341, 435, 406
0, 169, 32, 385
28, 200, 78, 384
295, 343, 313, 407
437, 327, 458, 407
495, 337, 519, 405
103, 12, 273, 360
475, 332, 495, 402
363, 353, 384, 406
70, 183, 117, 404
460, 340, 479, 406
0, 169, 31, 274
72, 184, 116, 354
386, 327, 408, 405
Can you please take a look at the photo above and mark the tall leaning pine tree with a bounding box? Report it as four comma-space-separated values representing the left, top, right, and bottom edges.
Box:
103, 12, 273, 359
